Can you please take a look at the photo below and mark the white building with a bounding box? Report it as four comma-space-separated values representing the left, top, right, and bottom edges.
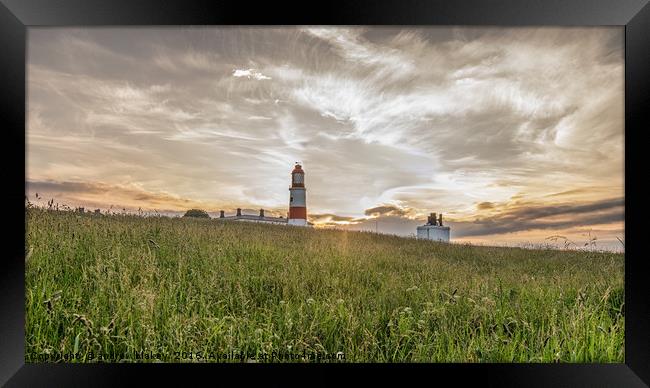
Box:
417, 212, 450, 242
217, 208, 289, 225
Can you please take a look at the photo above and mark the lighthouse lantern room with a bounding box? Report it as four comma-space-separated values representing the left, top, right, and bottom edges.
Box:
288, 162, 308, 226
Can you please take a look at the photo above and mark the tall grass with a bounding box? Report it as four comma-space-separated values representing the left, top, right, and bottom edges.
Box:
25, 207, 624, 362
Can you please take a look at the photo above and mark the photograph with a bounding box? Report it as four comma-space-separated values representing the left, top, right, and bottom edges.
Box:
25, 26, 625, 363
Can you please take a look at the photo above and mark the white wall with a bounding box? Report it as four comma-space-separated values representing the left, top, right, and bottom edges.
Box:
289, 187, 306, 206
417, 225, 450, 242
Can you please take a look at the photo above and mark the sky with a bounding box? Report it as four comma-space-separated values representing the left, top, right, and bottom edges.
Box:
26, 27, 625, 251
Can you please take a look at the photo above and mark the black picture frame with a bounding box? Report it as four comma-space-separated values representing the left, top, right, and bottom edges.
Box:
2, 0, 648, 386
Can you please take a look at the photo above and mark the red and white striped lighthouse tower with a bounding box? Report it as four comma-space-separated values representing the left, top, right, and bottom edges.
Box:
288, 162, 307, 226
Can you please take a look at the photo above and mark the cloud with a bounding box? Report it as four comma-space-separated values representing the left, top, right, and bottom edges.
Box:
232, 68, 271, 80
309, 213, 358, 224
26, 180, 201, 211
302, 28, 416, 81
312, 205, 421, 227
318, 214, 424, 236
476, 202, 495, 210
452, 197, 624, 237
364, 204, 413, 218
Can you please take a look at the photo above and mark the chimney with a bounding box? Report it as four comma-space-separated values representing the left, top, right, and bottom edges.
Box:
220, 210, 225, 218
431, 212, 437, 226
236, 208, 242, 216
260, 209, 265, 218
438, 213, 443, 226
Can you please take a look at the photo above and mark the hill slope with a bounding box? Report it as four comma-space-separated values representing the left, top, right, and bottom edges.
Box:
25, 208, 624, 362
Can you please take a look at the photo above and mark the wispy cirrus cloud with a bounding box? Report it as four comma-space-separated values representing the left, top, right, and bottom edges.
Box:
303, 28, 417, 81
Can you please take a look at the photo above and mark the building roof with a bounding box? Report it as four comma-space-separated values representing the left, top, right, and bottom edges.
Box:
219, 214, 288, 223
292, 163, 304, 174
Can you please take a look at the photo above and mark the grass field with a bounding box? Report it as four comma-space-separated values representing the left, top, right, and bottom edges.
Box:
25, 207, 624, 362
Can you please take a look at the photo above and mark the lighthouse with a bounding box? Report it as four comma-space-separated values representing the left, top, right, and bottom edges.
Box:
288, 162, 308, 226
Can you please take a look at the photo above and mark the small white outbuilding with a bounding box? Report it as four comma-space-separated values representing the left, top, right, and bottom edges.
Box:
417, 212, 450, 242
